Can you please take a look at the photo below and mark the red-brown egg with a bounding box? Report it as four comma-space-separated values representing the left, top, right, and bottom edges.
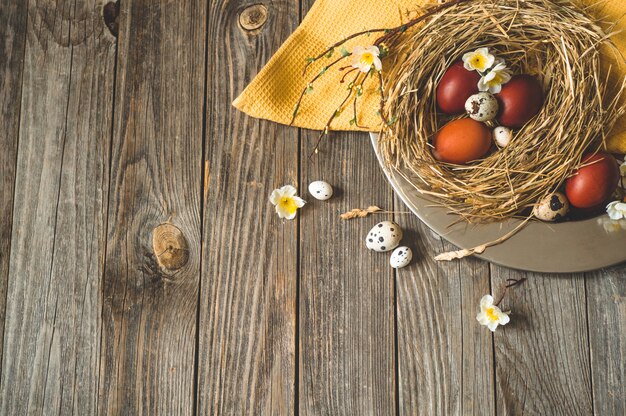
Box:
496, 75, 543, 128
565, 152, 620, 209
437, 61, 481, 114
433, 118, 492, 164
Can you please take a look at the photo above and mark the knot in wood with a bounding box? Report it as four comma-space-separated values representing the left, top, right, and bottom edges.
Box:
103, 2, 120, 37
152, 224, 189, 272
239, 4, 268, 31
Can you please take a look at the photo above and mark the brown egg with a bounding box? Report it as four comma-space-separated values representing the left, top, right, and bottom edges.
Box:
434, 118, 492, 164
565, 152, 620, 209
496, 75, 543, 128
437, 61, 481, 114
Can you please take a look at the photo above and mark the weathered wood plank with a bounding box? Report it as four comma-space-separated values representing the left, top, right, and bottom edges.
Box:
0, 0, 116, 413
196, 0, 299, 413
395, 210, 494, 415
491, 268, 592, 415
586, 266, 626, 415
0, 0, 28, 371
98, 0, 205, 413
297, 131, 395, 414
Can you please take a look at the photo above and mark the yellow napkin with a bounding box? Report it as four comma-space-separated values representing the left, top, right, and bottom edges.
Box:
233, 0, 626, 153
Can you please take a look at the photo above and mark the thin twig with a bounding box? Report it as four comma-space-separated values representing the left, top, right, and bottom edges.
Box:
309, 72, 362, 157
290, 55, 351, 126
495, 278, 527, 306
352, 75, 369, 128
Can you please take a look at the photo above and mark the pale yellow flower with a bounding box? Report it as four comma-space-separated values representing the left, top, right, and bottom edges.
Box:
476, 295, 510, 332
478, 60, 512, 94
269, 185, 305, 220
620, 160, 626, 178
462, 47, 495, 72
351, 46, 383, 73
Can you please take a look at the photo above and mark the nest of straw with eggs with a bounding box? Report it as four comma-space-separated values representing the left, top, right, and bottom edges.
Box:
378, 0, 625, 223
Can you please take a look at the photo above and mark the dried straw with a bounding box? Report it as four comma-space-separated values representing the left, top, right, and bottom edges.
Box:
379, 0, 626, 223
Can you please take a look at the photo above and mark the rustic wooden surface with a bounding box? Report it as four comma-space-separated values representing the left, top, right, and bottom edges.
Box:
0, 0, 625, 415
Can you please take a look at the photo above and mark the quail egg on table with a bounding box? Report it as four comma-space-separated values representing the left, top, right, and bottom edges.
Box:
366, 221, 403, 252
465, 92, 499, 122
390, 246, 413, 269
308, 180, 333, 201
533, 192, 570, 222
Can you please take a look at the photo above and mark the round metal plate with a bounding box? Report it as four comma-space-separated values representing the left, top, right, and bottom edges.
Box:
370, 133, 626, 273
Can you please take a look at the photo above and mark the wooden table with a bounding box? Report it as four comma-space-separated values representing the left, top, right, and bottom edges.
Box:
1, 1, 624, 414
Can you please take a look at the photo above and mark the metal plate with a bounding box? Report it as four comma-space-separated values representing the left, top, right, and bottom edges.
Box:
370, 133, 626, 273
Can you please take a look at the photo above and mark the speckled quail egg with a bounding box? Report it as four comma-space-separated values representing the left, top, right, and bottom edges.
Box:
366, 221, 403, 252
493, 126, 513, 148
390, 246, 413, 269
465, 92, 499, 122
533, 192, 570, 222
308, 181, 333, 201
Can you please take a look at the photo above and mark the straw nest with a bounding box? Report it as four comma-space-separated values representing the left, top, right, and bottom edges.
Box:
379, 0, 625, 223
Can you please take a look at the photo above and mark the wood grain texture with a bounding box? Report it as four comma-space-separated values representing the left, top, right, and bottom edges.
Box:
298, 132, 396, 415
196, 0, 299, 414
2, 3, 626, 415
586, 266, 626, 415
491, 268, 592, 415
0, 0, 116, 413
395, 206, 494, 416
0, 0, 28, 371
99, 0, 205, 413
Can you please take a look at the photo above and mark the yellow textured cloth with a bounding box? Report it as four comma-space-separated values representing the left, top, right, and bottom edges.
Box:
233, 0, 626, 153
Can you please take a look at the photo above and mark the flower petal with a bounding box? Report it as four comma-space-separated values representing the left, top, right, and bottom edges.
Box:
477, 312, 490, 325
480, 295, 494, 309
606, 201, 626, 220
500, 72, 512, 84
280, 185, 297, 197
367, 45, 380, 56
293, 196, 306, 208
491, 61, 506, 72
484, 71, 497, 82
275, 204, 288, 219
489, 84, 503, 94
484, 54, 495, 70
374, 57, 383, 71
478, 77, 489, 90
270, 189, 283, 205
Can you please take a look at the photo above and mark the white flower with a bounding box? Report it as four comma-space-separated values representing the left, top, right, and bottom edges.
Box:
351, 46, 382, 73
462, 47, 496, 72
269, 185, 305, 220
606, 200, 626, 220
478, 60, 512, 94
620, 160, 626, 178
476, 295, 510, 332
